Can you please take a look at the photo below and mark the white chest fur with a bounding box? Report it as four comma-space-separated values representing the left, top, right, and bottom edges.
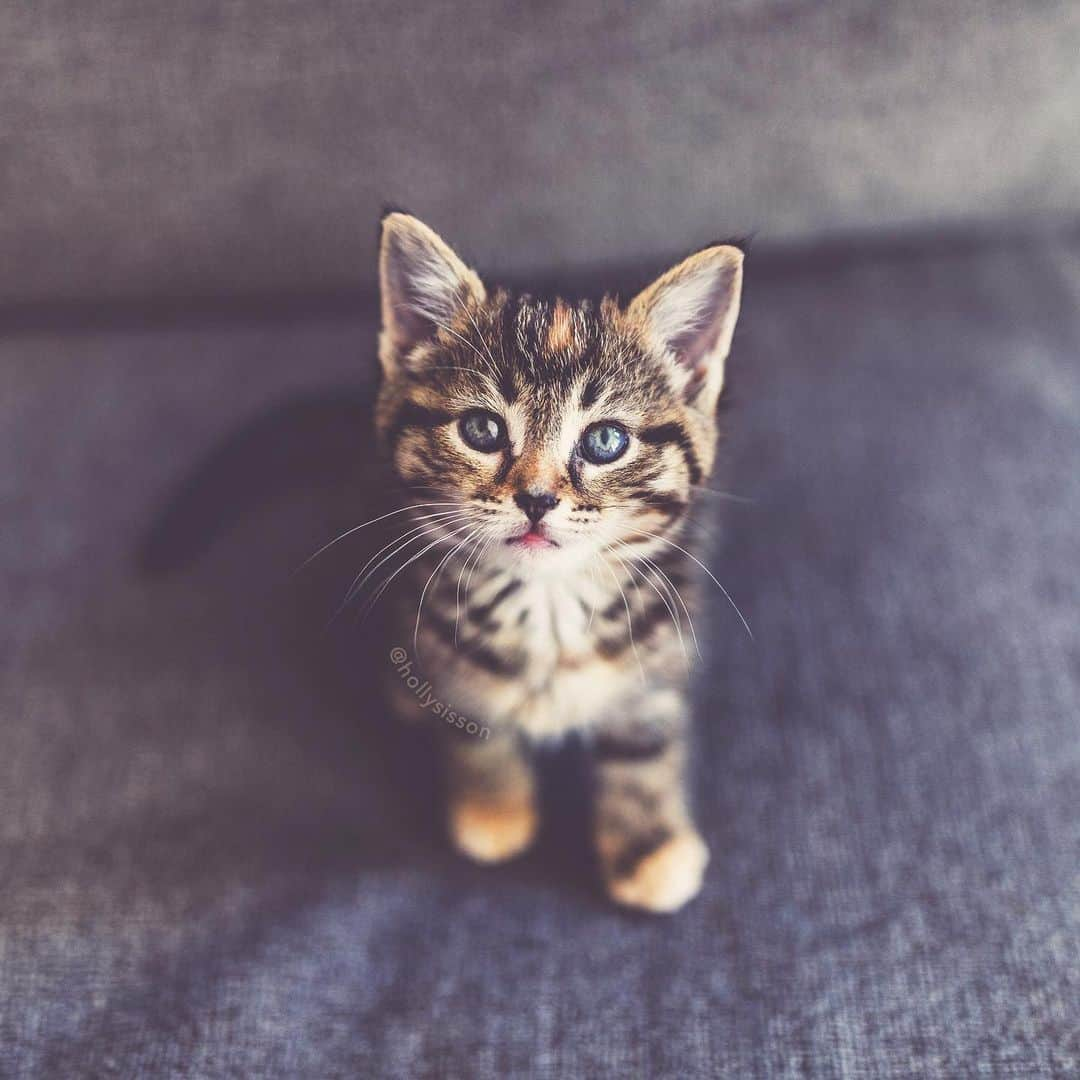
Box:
438, 569, 632, 740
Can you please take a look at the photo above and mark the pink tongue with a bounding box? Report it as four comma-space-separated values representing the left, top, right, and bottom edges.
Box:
520, 530, 549, 548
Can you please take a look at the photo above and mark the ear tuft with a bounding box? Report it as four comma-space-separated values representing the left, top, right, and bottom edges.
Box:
378, 214, 485, 371
628, 245, 744, 409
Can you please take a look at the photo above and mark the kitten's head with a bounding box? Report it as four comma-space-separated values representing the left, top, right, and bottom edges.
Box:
375, 213, 743, 575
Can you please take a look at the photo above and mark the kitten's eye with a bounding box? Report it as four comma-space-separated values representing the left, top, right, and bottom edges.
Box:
580, 422, 629, 465
459, 410, 507, 453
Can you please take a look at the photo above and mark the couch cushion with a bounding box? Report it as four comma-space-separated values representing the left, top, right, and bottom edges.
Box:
1, 238, 1078, 1076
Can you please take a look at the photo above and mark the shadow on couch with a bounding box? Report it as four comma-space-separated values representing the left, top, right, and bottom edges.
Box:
135, 388, 601, 911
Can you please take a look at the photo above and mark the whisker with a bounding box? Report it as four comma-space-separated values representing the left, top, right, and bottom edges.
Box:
461, 305, 501, 375
336, 509, 470, 614
598, 544, 646, 684
603, 501, 720, 542
584, 557, 600, 635
429, 364, 497, 376
342, 510, 482, 603
388, 300, 499, 384
628, 529, 753, 641
361, 520, 481, 618
608, 537, 690, 668
453, 532, 483, 644
327, 518, 477, 630
689, 484, 756, 504
461, 531, 499, 640
605, 542, 644, 609
414, 525, 488, 654
297, 501, 462, 572
431, 313, 501, 384
456, 529, 495, 643
631, 549, 703, 660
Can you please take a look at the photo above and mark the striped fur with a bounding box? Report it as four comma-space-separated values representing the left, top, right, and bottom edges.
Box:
374, 214, 742, 912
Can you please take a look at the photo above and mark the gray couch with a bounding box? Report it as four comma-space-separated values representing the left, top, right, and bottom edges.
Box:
2, 5, 1078, 1077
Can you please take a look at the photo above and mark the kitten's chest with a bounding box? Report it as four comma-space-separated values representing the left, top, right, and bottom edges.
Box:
473, 572, 599, 674
518, 578, 594, 657
449, 569, 624, 737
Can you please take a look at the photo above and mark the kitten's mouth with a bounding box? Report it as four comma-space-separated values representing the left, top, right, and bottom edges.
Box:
507, 525, 559, 549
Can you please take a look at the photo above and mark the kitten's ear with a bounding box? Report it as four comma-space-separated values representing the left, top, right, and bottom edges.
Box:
378, 213, 486, 372
627, 245, 744, 410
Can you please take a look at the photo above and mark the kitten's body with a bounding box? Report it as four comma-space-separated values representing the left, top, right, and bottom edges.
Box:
373, 215, 743, 912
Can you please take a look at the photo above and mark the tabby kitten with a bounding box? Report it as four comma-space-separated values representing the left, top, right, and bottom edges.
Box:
374, 213, 743, 913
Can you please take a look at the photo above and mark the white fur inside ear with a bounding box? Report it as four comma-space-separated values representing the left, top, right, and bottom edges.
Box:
650, 263, 729, 356
390, 235, 466, 325
379, 214, 485, 363
630, 246, 743, 406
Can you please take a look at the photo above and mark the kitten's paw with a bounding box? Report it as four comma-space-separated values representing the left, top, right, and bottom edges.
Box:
449, 798, 538, 864
606, 829, 709, 914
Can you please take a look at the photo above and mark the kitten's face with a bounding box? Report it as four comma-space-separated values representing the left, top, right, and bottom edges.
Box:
375, 215, 743, 577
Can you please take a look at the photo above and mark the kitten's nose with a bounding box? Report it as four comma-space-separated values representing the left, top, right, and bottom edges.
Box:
514, 489, 559, 524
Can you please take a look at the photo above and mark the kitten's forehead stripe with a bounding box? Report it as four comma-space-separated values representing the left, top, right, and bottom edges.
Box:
547, 300, 574, 352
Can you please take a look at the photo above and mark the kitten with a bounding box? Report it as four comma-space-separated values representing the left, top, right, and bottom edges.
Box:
375, 213, 743, 913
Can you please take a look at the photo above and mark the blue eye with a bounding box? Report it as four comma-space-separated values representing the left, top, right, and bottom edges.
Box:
459, 410, 507, 452
581, 422, 629, 464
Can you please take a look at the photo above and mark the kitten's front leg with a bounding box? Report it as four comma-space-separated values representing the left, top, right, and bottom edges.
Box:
591, 688, 708, 913
445, 730, 538, 864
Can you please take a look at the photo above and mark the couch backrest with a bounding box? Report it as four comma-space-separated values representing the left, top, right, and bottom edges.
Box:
3, 2, 1079, 306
